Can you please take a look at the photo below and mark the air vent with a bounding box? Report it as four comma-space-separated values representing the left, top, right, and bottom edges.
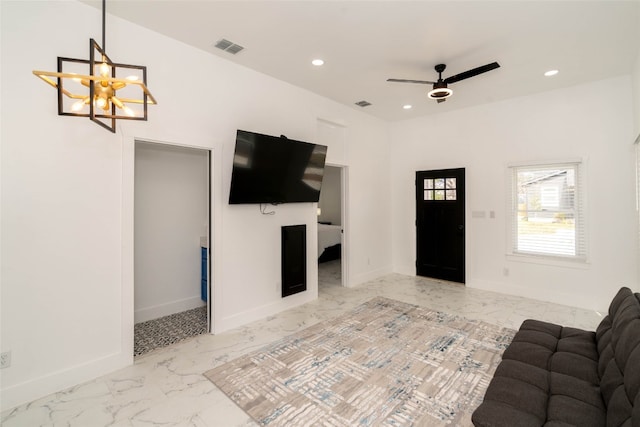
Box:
214, 39, 244, 55
355, 100, 372, 107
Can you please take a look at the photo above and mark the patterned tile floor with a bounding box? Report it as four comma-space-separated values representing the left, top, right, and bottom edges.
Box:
1, 267, 604, 426
134, 306, 208, 357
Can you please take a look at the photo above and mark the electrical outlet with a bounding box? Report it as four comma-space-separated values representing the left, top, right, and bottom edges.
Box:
0, 351, 11, 369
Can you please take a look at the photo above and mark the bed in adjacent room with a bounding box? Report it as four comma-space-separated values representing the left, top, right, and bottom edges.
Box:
318, 223, 341, 262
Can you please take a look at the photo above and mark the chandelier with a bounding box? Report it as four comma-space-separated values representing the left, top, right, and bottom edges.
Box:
32, 0, 156, 133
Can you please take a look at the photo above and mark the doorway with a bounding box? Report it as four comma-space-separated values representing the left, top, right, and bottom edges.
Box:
416, 168, 465, 283
133, 141, 211, 356
318, 165, 347, 288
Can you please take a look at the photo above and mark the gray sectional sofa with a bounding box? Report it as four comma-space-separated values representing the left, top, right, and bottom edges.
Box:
472, 286, 640, 426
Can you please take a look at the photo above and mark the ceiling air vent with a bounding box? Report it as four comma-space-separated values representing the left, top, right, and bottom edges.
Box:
355, 100, 372, 107
214, 39, 244, 55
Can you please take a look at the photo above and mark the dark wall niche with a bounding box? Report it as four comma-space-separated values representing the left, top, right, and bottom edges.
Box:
281, 224, 307, 297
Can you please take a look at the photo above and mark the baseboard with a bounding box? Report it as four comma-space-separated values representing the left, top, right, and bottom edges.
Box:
392, 263, 415, 277
0, 350, 131, 412
134, 296, 205, 323
350, 265, 393, 287
214, 289, 318, 333
466, 278, 598, 311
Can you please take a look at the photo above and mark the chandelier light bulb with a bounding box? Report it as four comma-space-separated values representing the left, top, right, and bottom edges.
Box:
99, 62, 110, 77
71, 100, 85, 112
96, 97, 107, 109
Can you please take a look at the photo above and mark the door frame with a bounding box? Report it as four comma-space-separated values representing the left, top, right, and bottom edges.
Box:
339, 165, 349, 287
415, 167, 466, 283
123, 137, 213, 361
319, 163, 349, 288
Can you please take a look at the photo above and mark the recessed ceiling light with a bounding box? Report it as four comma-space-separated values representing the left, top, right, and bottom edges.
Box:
544, 69, 559, 77
311, 59, 324, 66
403, 104, 412, 110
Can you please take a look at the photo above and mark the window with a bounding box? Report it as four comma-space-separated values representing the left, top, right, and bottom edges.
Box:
423, 178, 457, 201
509, 162, 586, 261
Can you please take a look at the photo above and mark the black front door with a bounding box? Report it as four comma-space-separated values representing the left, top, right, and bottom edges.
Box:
416, 168, 465, 283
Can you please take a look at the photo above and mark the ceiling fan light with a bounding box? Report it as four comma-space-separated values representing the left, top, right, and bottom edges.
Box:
427, 87, 453, 99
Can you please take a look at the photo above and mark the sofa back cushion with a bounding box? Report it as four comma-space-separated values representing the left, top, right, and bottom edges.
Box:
595, 287, 640, 426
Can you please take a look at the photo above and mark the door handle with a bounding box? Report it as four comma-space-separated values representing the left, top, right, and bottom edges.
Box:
458, 225, 464, 231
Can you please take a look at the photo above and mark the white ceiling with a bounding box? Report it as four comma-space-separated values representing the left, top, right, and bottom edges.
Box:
82, 0, 640, 121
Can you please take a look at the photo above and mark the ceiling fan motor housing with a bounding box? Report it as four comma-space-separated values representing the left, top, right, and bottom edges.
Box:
428, 81, 452, 99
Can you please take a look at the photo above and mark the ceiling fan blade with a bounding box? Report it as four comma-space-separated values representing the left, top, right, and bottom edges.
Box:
387, 78, 436, 85
443, 62, 500, 84
437, 98, 446, 104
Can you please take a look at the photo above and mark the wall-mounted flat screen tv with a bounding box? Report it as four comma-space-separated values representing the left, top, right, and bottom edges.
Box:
229, 129, 328, 204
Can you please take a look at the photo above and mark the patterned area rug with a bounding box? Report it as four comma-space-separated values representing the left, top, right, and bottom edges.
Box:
204, 296, 515, 426
134, 305, 207, 356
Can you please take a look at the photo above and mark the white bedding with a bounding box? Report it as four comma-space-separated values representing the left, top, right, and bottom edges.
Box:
318, 223, 342, 255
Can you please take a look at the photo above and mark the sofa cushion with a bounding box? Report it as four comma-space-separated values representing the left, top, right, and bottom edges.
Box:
549, 371, 605, 410
546, 394, 606, 426
549, 351, 599, 384
473, 319, 605, 426
471, 400, 543, 427
493, 359, 549, 391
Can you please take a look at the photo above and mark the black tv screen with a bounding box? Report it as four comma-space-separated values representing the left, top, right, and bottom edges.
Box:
229, 130, 328, 204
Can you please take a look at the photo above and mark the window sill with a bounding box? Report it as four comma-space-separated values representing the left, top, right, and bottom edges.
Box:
506, 253, 590, 270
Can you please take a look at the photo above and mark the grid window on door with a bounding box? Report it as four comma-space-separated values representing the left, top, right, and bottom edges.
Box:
424, 178, 457, 201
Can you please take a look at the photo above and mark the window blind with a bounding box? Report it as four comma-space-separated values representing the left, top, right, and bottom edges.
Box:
509, 162, 586, 261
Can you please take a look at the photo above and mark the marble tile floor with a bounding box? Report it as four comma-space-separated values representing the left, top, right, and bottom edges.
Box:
318, 259, 341, 288
1, 273, 603, 427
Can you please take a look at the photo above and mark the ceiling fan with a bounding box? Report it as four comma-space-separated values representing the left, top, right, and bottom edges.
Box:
387, 62, 500, 103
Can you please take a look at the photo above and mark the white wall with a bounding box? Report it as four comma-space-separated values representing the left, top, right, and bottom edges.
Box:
390, 76, 638, 311
134, 142, 208, 323
319, 166, 342, 226
0, 0, 392, 410
633, 44, 640, 138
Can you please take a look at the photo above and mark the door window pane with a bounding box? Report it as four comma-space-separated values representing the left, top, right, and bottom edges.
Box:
424, 190, 433, 200
435, 179, 445, 189
424, 179, 433, 190
446, 178, 456, 189
434, 190, 445, 200
446, 190, 457, 200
